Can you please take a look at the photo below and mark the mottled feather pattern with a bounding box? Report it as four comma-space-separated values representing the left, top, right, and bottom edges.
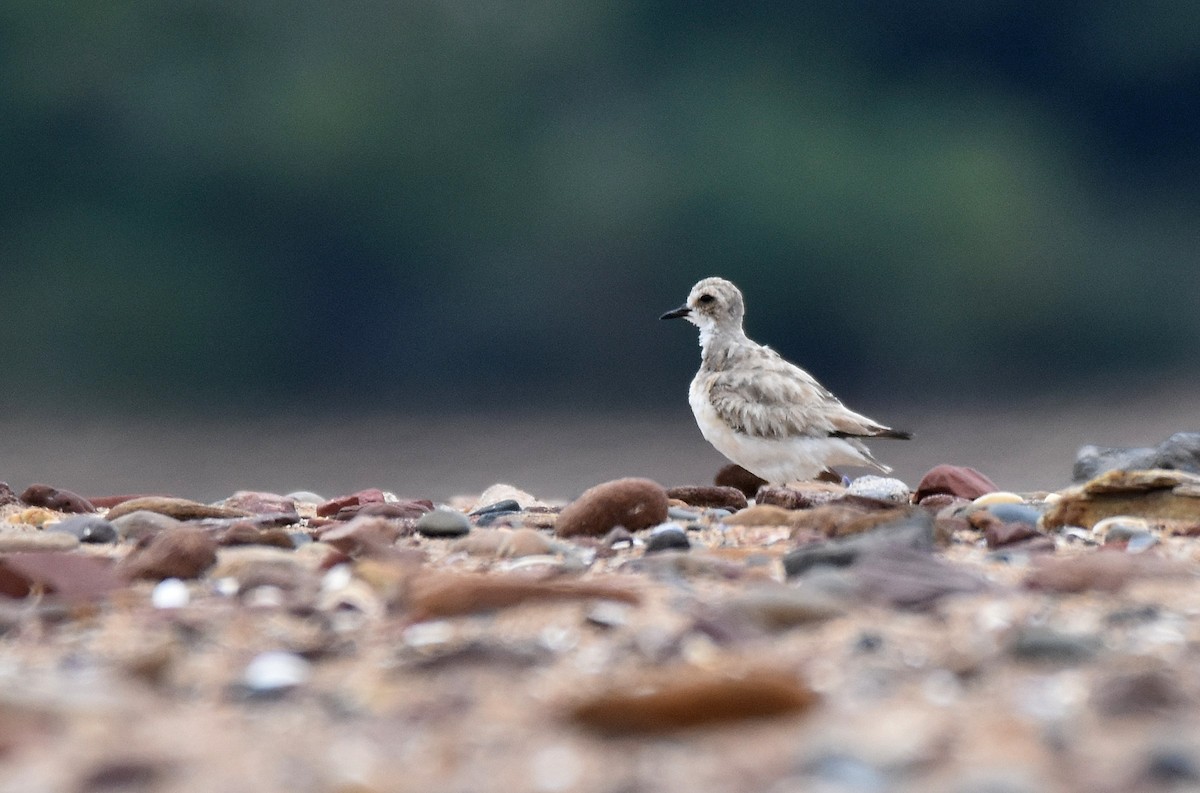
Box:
662, 277, 910, 483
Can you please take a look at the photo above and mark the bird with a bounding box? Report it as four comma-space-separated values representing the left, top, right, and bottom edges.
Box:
660, 276, 911, 484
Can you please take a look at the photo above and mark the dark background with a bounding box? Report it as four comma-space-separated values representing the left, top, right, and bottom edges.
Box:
2, 1, 1198, 498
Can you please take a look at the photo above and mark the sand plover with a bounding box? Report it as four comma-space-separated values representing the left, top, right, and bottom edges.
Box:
661, 277, 911, 483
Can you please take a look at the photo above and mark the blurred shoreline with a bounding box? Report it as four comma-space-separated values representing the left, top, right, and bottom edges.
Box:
2, 382, 1197, 502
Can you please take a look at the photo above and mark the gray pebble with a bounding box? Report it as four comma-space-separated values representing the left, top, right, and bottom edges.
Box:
110, 510, 184, 541
1009, 626, 1101, 663
848, 475, 910, 503
416, 507, 471, 538
284, 491, 325, 504
645, 524, 690, 553
46, 515, 118, 544
470, 499, 521, 517
983, 503, 1042, 525
667, 506, 701, 522
240, 650, 311, 697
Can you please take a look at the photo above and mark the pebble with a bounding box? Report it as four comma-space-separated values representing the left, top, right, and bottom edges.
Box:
415, 507, 472, 538
405, 571, 640, 621
470, 499, 521, 517
644, 524, 690, 553
713, 464, 766, 498
914, 465, 998, 501
241, 650, 311, 696
19, 483, 96, 513
585, 601, 631, 629
475, 483, 541, 510
979, 502, 1042, 525
667, 506, 700, 522
0, 481, 16, 506
568, 667, 818, 733
222, 491, 297, 515
1044, 468, 1200, 529
498, 528, 555, 558
756, 483, 845, 510
1142, 746, 1200, 783
319, 516, 404, 553
719, 585, 847, 630
216, 523, 296, 549
847, 476, 910, 503
971, 491, 1024, 507
0, 552, 119, 600
0, 530, 80, 552
122, 528, 219, 581
853, 546, 987, 608
105, 496, 250, 522
45, 515, 118, 544
452, 528, 511, 556
151, 578, 191, 609
284, 490, 325, 504
1092, 664, 1185, 716
1008, 626, 1101, 663
315, 488, 387, 518
554, 478, 669, 538
783, 511, 934, 578
665, 485, 747, 512
602, 526, 634, 548
110, 510, 184, 541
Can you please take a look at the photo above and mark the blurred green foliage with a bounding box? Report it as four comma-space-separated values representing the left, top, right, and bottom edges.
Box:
2, 1, 1198, 411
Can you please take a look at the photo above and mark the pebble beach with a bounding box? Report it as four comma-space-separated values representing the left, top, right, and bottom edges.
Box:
4, 433, 1200, 793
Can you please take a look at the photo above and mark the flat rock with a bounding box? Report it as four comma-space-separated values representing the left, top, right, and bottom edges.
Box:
105, 497, 251, 522
554, 478, 668, 538
757, 483, 846, 509
318, 516, 404, 553
110, 510, 184, 541
1043, 469, 1200, 529
215, 522, 296, 549
783, 511, 934, 579
665, 486, 747, 512
567, 667, 818, 734
19, 484, 95, 513
122, 528, 219, 581
315, 488, 388, 518
1074, 432, 1200, 482
222, 491, 297, 515
406, 571, 641, 621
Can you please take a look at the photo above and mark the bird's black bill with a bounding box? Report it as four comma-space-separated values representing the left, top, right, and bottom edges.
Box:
659, 306, 691, 320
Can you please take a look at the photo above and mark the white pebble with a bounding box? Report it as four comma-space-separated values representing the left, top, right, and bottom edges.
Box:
402, 620, 454, 648
242, 650, 311, 692
971, 491, 1024, 506
151, 578, 190, 609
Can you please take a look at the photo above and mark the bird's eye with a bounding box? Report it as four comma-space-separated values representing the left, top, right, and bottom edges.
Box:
697, 294, 715, 304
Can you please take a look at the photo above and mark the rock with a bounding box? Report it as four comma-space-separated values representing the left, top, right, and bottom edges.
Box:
1092, 664, 1187, 716
979, 502, 1042, 525
724, 504, 797, 526
971, 491, 1025, 507
644, 524, 690, 553
151, 578, 191, 609
105, 497, 251, 522
665, 486, 747, 512
602, 526, 634, 548
498, 528, 555, 558
18, 483, 95, 513
452, 528, 511, 556
917, 493, 968, 513
476, 484, 542, 510
667, 506, 701, 522
222, 492, 297, 515
284, 490, 325, 504
1009, 626, 1102, 663
470, 499, 521, 517
45, 515, 118, 544
336, 500, 431, 521
847, 476, 910, 503
315, 488, 387, 518
715, 585, 846, 630
406, 571, 641, 621
791, 503, 914, 539
1141, 747, 1200, 783
982, 519, 1041, 549
783, 511, 934, 578
0, 482, 16, 506
1043, 468, 1200, 529
87, 494, 169, 509
415, 507, 471, 538
110, 510, 184, 541
0, 553, 119, 601
0, 530, 80, 552
567, 667, 818, 733
215, 522, 296, 549
713, 464, 767, 499
1023, 551, 1184, 593
757, 483, 845, 509
240, 651, 311, 697
914, 465, 998, 501
853, 547, 987, 608
554, 478, 668, 538
1074, 432, 1200, 482
318, 516, 404, 553
122, 528, 219, 581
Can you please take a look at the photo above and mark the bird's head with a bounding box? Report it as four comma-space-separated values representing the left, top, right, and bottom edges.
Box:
659, 277, 746, 335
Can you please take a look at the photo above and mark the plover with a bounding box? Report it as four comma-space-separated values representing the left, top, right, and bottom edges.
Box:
661, 277, 911, 483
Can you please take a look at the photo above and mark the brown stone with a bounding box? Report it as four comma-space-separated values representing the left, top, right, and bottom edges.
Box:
757, 483, 846, 510
216, 522, 296, 549
406, 571, 641, 621
971, 512, 1042, 548
1043, 469, 1200, 529
222, 491, 298, 515
568, 667, 817, 734
498, 528, 555, 558
316, 517, 403, 556
713, 464, 767, 499
105, 497, 251, 522
554, 478, 668, 538
0, 553, 120, 601
122, 528, 219, 581
315, 488, 388, 518
1023, 551, 1185, 594
19, 484, 95, 514
914, 465, 998, 501
337, 500, 431, 520
666, 486, 748, 512
724, 505, 797, 527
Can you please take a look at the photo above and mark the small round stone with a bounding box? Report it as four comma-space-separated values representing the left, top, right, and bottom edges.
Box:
110, 510, 185, 542
644, 524, 690, 553
46, 515, 118, 544
972, 491, 1024, 506
242, 651, 311, 695
151, 578, 191, 609
847, 476, 910, 503
416, 507, 472, 538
